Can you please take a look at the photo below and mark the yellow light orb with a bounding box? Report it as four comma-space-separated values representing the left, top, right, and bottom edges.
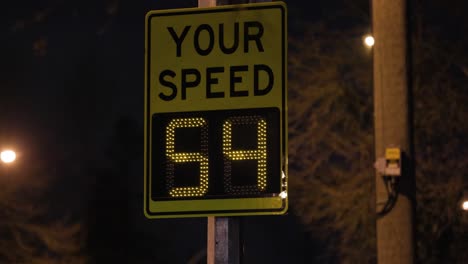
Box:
364, 35, 375, 47
462, 200, 468, 211
279, 191, 288, 199
1, 150, 16, 163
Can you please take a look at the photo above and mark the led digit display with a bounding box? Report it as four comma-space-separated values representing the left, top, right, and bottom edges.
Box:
165, 118, 209, 197
222, 116, 267, 195
151, 108, 280, 201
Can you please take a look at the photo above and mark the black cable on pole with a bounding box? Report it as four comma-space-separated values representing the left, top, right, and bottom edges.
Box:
376, 176, 399, 218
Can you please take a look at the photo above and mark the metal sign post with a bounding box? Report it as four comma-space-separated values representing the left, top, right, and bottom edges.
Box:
199, 1, 272, 264
198, 0, 270, 264
144, 0, 284, 263
197, 1, 236, 261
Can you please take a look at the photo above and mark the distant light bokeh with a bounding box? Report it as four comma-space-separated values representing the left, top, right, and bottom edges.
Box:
0, 150, 16, 163
364, 35, 375, 47
462, 200, 468, 211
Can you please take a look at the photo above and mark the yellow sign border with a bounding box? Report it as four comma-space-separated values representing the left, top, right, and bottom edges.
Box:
144, 2, 287, 218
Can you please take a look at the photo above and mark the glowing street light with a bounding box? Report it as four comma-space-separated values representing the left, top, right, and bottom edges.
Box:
462, 200, 468, 211
1, 150, 16, 163
364, 35, 375, 47
460, 191, 468, 211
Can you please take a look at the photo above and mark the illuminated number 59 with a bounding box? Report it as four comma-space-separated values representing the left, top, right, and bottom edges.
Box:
165, 118, 209, 197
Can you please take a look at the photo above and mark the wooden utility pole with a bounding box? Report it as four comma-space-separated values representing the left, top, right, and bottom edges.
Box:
372, 0, 415, 263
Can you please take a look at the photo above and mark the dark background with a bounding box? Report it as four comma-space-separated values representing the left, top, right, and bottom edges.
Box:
0, 1, 318, 263
1, 0, 467, 263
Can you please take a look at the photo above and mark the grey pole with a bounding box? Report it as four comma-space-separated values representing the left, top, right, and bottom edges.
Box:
198, 0, 272, 262
372, 0, 415, 263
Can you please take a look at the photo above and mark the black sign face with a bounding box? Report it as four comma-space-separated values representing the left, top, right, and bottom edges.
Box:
151, 108, 280, 200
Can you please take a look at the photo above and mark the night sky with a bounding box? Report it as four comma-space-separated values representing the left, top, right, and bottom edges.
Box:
1, 0, 467, 263
0, 1, 321, 263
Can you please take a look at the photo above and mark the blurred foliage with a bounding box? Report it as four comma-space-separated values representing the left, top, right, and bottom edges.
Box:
0, 166, 86, 263
288, 22, 375, 263
411, 0, 468, 263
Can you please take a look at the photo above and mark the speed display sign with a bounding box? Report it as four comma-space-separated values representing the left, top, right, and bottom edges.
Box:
144, 2, 287, 218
